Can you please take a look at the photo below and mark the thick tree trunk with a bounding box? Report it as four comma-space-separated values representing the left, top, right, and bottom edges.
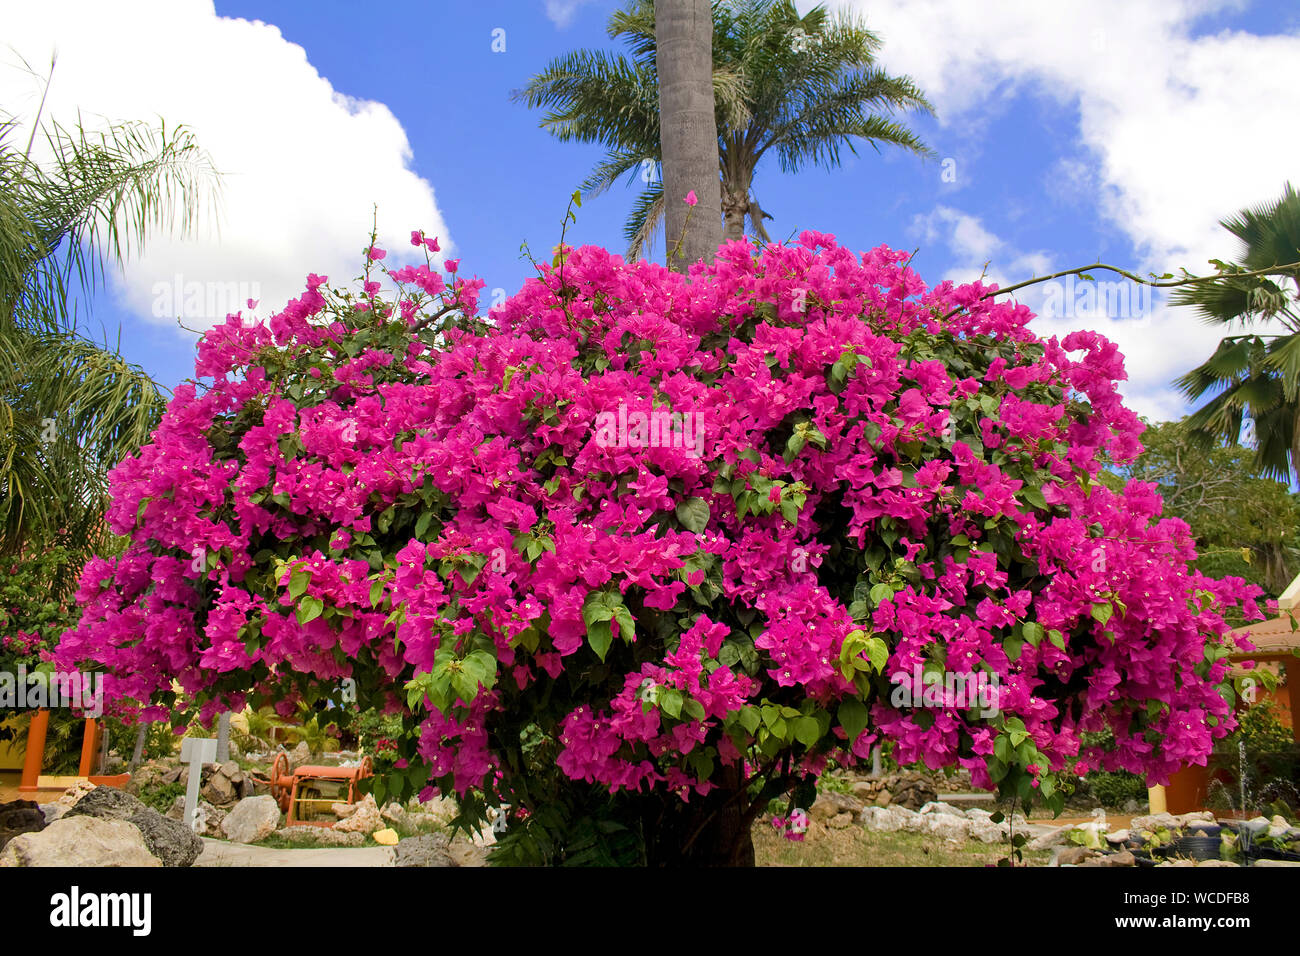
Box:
639, 764, 756, 866
655, 0, 723, 271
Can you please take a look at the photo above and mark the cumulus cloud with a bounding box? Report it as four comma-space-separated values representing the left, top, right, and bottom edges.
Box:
1, 0, 451, 334
828, 0, 1300, 421
829, 0, 1300, 270
907, 205, 1265, 422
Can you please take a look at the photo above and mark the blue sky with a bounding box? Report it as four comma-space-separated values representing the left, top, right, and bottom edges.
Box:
4, 0, 1299, 422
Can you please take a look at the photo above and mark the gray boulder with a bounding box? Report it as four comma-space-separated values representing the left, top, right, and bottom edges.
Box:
64, 785, 202, 867
394, 833, 456, 867
0, 799, 46, 851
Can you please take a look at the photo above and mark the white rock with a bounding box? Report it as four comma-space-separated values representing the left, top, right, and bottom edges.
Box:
0, 816, 160, 867
1027, 825, 1073, 851
221, 795, 282, 844
922, 814, 972, 842
859, 805, 916, 833
333, 794, 382, 834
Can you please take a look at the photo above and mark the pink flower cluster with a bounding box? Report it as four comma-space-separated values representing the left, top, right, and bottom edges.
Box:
55, 230, 1260, 803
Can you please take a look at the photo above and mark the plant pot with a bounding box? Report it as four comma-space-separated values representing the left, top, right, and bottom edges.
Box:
1172, 835, 1222, 861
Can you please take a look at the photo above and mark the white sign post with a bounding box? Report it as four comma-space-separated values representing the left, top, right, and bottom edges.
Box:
180, 737, 217, 834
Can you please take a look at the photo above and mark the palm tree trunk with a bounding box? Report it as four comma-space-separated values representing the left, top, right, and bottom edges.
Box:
722, 184, 748, 243
655, 0, 722, 271
1292, 407, 1300, 491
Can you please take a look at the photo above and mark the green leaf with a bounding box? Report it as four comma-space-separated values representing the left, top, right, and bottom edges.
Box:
288, 569, 310, 600
587, 619, 613, 662
675, 497, 710, 533
1021, 487, 1048, 510
296, 595, 323, 624
659, 687, 683, 719
838, 697, 868, 741
793, 716, 822, 747
864, 637, 889, 673
1090, 603, 1114, 626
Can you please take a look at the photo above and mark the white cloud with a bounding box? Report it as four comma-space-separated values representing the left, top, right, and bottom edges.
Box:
1, 0, 451, 335
828, 0, 1300, 272
544, 0, 601, 28
909, 205, 1246, 422
826, 0, 1300, 421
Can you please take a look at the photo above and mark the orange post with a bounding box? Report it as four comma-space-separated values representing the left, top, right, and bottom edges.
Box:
18, 709, 50, 793
77, 718, 100, 777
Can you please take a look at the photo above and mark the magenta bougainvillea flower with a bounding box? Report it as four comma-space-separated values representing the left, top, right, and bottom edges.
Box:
55, 230, 1260, 825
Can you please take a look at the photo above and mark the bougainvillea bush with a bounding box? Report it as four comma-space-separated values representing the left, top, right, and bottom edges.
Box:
56, 230, 1262, 864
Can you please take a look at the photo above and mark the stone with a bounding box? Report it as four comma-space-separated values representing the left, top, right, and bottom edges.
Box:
448, 839, 489, 867
373, 828, 399, 845
969, 821, 1010, 844
272, 826, 365, 847
221, 795, 282, 845
0, 816, 160, 867
0, 799, 47, 851
859, 805, 915, 833
1052, 846, 1098, 866
1253, 859, 1300, 867
890, 773, 937, 810
395, 833, 455, 867
200, 769, 236, 807
289, 741, 311, 768
810, 791, 863, 822
827, 811, 853, 829
178, 800, 226, 839
38, 803, 65, 825
1240, 816, 1271, 836
1197, 859, 1239, 867
64, 786, 202, 867
1083, 849, 1136, 867
922, 814, 972, 842
1130, 812, 1181, 833
1027, 825, 1073, 851
381, 802, 410, 828
1105, 829, 1131, 845
410, 795, 459, 828
56, 780, 96, 808
332, 801, 359, 819
874, 790, 893, 807
918, 801, 968, 817
333, 793, 382, 834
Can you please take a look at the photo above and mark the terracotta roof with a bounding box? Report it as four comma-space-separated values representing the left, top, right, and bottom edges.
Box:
1224, 614, 1300, 660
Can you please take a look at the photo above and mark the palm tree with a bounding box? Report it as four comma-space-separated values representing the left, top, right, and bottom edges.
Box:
0, 106, 219, 595
655, 0, 724, 269
514, 0, 934, 260
1174, 183, 1300, 486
